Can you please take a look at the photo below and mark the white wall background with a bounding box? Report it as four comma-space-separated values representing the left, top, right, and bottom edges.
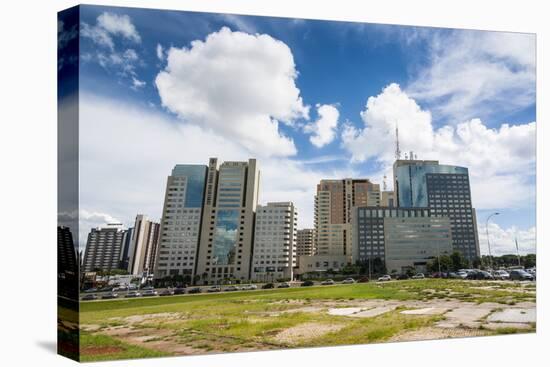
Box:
0, 0, 547, 366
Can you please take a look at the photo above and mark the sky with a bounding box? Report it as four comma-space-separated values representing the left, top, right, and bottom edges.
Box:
58, 5, 537, 256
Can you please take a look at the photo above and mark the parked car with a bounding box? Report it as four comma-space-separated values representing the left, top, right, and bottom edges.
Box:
411, 273, 425, 279
81, 294, 97, 301
396, 274, 410, 280
509, 269, 534, 281
277, 282, 291, 288
188, 287, 202, 294
141, 289, 158, 297
301, 280, 315, 287
173, 287, 186, 295
101, 292, 118, 300
224, 286, 240, 292
125, 291, 141, 298
342, 278, 356, 284
456, 271, 468, 279
357, 277, 370, 283
113, 286, 128, 292
492, 270, 510, 280
241, 284, 258, 290
321, 279, 335, 285
377, 275, 392, 282
466, 270, 494, 280
207, 286, 222, 293
141, 285, 154, 291
83, 288, 97, 293
262, 283, 275, 289
159, 289, 174, 296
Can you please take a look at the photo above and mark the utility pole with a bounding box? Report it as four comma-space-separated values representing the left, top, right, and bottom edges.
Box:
485, 212, 499, 270
515, 237, 521, 267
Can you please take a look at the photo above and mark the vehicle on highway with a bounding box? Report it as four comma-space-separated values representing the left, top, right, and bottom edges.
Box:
141, 285, 154, 291
342, 278, 356, 284
159, 289, 174, 296
411, 273, 425, 279
81, 294, 97, 301
173, 287, 186, 295
321, 279, 335, 285
277, 282, 291, 288
207, 286, 222, 293
125, 291, 141, 298
466, 270, 494, 280
240, 284, 258, 290
224, 286, 240, 292
101, 292, 118, 300
456, 271, 468, 279
188, 287, 202, 294
396, 274, 409, 280
357, 277, 370, 283
141, 289, 158, 297
377, 275, 392, 282
301, 280, 315, 287
113, 286, 128, 292
83, 288, 97, 293
509, 269, 534, 281
262, 283, 275, 289
492, 270, 510, 280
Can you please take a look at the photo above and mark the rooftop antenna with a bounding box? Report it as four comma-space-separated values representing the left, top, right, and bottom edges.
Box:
395, 122, 401, 160
383, 175, 388, 191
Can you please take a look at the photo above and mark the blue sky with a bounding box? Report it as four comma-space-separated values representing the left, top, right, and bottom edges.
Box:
58, 5, 537, 255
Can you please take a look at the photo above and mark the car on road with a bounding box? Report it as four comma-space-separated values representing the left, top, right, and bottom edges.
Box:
357, 277, 370, 283
377, 275, 392, 282
113, 286, 128, 292
262, 283, 275, 289
101, 292, 118, 300
456, 271, 468, 279
277, 282, 291, 288
492, 270, 510, 280
301, 280, 315, 287
141, 289, 158, 297
207, 286, 222, 293
411, 273, 425, 279
83, 288, 97, 293
509, 269, 534, 281
159, 289, 174, 296
125, 291, 141, 298
342, 278, 356, 284
173, 287, 186, 295
396, 274, 410, 280
321, 279, 335, 285
188, 287, 202, 294
81, 294, 97, 301
466, 270, 494, 280
224, 286, 240, 292
241, 284, 258, 290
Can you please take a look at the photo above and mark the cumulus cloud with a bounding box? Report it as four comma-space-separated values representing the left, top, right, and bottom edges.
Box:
406, 30, 536, 122
156, 43, 164, 60
303, 104, 339, 148
155, 27, 310, 157
96, 12, 141, 43
131, 77, 146, 90
477, 222, 536, 256
341, 83, 536, 210
79, 94, 347, 246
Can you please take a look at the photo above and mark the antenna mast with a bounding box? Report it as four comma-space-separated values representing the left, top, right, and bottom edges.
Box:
395, 121, 401, 160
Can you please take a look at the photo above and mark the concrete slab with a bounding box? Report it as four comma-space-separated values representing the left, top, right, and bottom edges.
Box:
400, 307, 448, 315
487, 309, 536, 323
350, 306, 394, 318
484, 322, 533, 330
328, 307, 363, 316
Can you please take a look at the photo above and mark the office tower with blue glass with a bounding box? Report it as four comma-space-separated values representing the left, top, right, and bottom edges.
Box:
154, 164, 208, 279
393, 159, 480, 262
195, 158, 260, 284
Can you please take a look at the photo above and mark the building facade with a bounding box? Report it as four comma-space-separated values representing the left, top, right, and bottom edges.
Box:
128, 215, 160, 276
154, 165, 208, 279
352, 207, 453, 274
314, 179, 380, 259
82, 224, 129, 273
195, 158, 260, 284
393, 159, 480, 261
251, 202, 297, 281
296, 229, 315, 257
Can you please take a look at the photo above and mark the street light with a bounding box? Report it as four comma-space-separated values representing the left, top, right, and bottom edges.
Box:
485, 212, 500, 270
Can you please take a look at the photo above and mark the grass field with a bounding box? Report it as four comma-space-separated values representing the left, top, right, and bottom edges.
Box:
75, 279, 536, 361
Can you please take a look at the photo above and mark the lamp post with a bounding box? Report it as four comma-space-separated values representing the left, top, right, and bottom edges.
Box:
485, 212, 500, 270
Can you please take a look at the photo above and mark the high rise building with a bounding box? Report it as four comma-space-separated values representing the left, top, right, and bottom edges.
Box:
314, 179, 380, 259
195, 158, 260, 284
119, 227, 133, 270
352, 207, 453, 274
128, 215, 160, 276
296, 228, 315, 257
251, 202, 298, 281
154, 165, 208, 279
82, 224, 129, 273
381, 191, 396, 207
393, 159, 480, 261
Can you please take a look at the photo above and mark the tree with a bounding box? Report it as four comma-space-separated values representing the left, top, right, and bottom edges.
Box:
450, 251, 468, 271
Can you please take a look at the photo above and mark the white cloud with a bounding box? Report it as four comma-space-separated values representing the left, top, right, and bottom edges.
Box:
96, 12, 141, 43
79, 94, 346, 246
304, 104, 339, 148
155, 27, 310, 157
131, 77, 146, 90
477, 222, 536, 256
341, 83, 536, 210
156, 43, 164, 60
406, 30, 535, 122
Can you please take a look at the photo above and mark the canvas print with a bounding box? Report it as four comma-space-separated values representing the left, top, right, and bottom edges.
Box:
57, 4, 537, 362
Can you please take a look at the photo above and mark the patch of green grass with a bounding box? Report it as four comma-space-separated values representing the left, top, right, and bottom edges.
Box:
79, 332, 170, 362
